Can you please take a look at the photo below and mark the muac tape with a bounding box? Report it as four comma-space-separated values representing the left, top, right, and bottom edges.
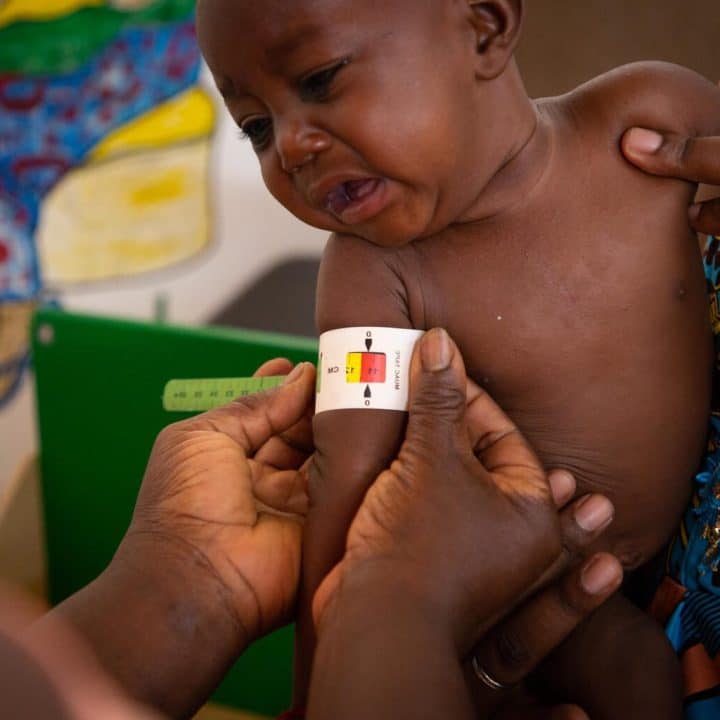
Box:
315, 327, 424, 413
162, 326, 425, 414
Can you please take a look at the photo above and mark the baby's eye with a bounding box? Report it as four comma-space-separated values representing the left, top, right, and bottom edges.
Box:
299, 57, 350, 102
239, 117, 273, 149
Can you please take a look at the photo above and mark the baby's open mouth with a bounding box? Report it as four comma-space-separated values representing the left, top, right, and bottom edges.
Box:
325, 178, 382, 215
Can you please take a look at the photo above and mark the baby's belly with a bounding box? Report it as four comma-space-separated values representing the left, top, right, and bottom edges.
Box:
447, 282, 713, 569
413, 192, 714, 570
506, 380, 711, 569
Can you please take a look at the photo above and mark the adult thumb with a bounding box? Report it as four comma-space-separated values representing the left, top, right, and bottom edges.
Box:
403, 328, 469, 459
622, 127, 720, 185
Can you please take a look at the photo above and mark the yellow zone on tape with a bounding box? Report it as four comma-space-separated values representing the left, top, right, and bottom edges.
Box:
163, 376, 286, 412
345, 352, 363, 384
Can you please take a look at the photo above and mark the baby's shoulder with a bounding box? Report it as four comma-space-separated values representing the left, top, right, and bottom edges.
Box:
556, 61, 720, 139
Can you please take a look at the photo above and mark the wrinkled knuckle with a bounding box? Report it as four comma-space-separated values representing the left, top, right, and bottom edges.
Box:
508, 484, 556, 526
673, 135, 694, 170
155, 425, 174, 445
490, 628, 532, 678
154, 423, 183, 449
412, 381, 466, 419
231, 391, 262, 414
398, 431, 446, 476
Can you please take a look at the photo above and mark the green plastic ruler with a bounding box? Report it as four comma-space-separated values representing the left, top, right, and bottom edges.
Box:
163, 375, 286, 412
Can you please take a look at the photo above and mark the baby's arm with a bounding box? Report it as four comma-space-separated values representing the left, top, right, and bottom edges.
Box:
573, 61, 720, 153
294, 234, 420, 702
605, 63, 720, 237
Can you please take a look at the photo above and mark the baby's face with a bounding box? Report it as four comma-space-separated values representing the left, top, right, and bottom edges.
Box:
197, 0, 495, 247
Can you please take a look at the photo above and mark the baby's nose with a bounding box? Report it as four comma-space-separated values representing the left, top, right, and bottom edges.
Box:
275, 119, 330, 173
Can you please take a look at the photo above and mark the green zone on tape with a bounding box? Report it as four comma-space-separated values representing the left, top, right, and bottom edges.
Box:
163, 376, 287, 412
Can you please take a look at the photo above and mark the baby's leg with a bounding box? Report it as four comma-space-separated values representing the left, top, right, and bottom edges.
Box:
533, 592, 682, 720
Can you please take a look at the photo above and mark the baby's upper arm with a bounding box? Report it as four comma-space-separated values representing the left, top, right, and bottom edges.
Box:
312, 233, 416, 500
315, 232, 414, 332
304, 234, 418, 588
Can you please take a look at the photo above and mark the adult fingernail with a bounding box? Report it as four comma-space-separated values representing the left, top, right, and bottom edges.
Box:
548, 470, 575, 506
574, 494, 614, 532
625, 128, 663, 154
689, 203, 702, 221
581, 555, 622, 595
283, 363, 305, 385
421, 328, 451, 371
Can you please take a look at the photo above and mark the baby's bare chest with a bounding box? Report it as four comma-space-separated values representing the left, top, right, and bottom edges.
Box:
400, 182, 712, 565
408, 182, 706, 406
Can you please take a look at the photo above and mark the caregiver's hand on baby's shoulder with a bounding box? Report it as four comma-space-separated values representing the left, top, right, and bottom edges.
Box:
622, 127, 720, 235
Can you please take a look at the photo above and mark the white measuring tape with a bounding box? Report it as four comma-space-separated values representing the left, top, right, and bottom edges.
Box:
163, 326, 425, 414
315, 327, 424, 413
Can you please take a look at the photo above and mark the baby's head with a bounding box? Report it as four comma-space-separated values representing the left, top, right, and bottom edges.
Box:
197, 0, 525, 247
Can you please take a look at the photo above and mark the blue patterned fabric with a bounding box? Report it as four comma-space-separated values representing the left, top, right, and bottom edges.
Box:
661, 236, 720, 717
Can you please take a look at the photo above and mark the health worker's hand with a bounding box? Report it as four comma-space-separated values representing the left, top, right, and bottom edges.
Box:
622, 127, 720, 235
308, 329, 621, 720
130, 357, 315, 644
42, 358, 315, 718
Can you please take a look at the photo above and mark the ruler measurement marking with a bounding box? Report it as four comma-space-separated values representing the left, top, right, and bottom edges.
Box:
163, 376, 286, 412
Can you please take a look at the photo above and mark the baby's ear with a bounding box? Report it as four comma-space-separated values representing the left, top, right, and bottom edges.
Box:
467, 0, 523, 79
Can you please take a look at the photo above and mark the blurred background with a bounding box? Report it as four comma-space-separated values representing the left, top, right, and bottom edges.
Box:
0, 0, 718, 532
518, 0, 718, 96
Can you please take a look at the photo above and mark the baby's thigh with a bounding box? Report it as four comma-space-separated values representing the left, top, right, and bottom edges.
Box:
532, 593, 682, 720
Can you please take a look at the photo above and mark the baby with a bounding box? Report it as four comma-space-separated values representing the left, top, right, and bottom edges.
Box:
197, 1, 720, 717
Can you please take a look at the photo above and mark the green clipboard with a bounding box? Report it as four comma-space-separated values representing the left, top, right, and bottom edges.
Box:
32, 307, 317, 716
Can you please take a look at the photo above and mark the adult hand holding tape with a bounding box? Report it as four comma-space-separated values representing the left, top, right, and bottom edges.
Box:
12, 328, 619, 720
310, 328, 621, 720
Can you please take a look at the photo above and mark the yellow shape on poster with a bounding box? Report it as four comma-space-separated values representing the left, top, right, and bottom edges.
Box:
37, 138, 211, 284
0, 0, 103, 28
90, 88, 216, 162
